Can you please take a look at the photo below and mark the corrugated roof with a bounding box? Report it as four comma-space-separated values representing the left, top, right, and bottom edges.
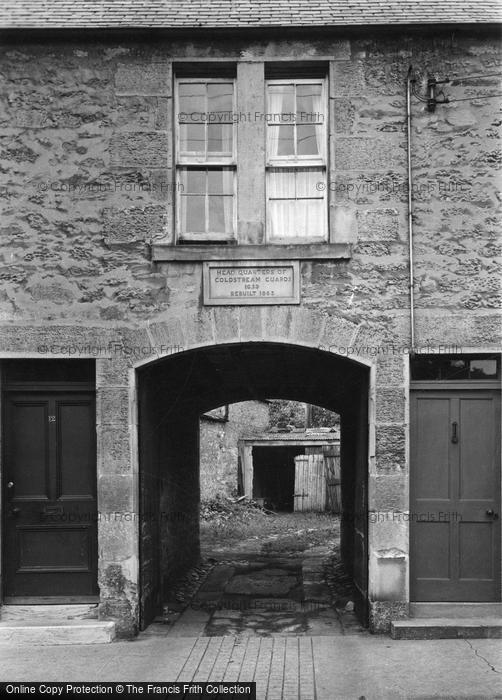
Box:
0, 1, 501, 29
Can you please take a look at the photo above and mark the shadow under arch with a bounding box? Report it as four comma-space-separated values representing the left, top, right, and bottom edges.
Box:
137, 342, 370, 630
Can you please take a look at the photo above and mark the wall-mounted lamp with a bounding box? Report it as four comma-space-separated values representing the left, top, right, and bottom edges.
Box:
409, 69, 449, 112
426, 77, 449, 112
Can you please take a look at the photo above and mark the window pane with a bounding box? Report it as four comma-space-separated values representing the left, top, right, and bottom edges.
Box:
297, 124, 320, 156
269, 200, 295, 238
208, 123, 233, 154
470, 359, 498, 378
178, 83, 206, 119
268, 168, 326, 240
207, 82, 233, 119
295, 199, 325, 237
181, 195, 206, 233
273, 125, 294, 156
222, 169, 233, 194
208, 195, 233, 233
411, 355, 500, 380
296, 83, 322, 121
208, 169, 233, 195
268, 169, 296, 199
184, 169, 206, 194
296, 168, 323, 197
180, 123, 206, 154
267, 84, 295, 119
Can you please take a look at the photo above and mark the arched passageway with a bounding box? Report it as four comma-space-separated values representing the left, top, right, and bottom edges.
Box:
137, 343, 370, 630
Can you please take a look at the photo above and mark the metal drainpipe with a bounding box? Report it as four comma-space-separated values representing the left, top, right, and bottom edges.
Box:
406, 66, 416, 353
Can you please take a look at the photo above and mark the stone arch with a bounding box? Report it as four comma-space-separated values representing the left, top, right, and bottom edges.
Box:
95, 307, 408, 635
140, 306, 368, 367
135, 338, 371, 631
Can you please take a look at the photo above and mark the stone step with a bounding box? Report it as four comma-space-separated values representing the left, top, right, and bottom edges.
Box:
0, 619, 116, 645
0, 603, 98, 622
391, 618, 502, 640
409, 602, 502, 618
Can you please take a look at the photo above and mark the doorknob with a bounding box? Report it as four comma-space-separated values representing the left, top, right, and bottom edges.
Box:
486, 509, 499, 519
7, 481, 14, 489
9, 507, 20, 517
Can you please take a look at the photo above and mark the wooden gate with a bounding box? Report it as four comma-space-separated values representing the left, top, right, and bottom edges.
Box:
324, 445, 341, 513
294, 454, 326, 511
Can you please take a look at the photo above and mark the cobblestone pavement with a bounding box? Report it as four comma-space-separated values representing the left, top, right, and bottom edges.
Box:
156, 544, 366, 638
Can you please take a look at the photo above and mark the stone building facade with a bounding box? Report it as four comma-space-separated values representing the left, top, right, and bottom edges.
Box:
0, 1, 500, 636
200, 401, 270, 500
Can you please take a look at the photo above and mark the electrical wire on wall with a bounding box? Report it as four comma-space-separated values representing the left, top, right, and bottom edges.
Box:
412, 71, 502, 111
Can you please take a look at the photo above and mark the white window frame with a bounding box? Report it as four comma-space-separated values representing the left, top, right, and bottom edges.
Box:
175, 78, 237, 242
265, 78, 328, 244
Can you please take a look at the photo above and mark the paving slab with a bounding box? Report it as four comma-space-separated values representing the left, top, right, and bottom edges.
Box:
225, 573, 298, 596
165, 608, 211, 637
1, 635, 501, 699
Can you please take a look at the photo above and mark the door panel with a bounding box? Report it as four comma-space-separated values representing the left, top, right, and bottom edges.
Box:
11, 401, 49, 498
58, 401, 95, 498
414, 397, 451, 499
459, 398, 494, 500
414, 521, 450, 579
3, 392, 98, 599
18, 526, 92, 570
458, 522, 493, 579
294, 454, 325, 512
411, 390, 501, 602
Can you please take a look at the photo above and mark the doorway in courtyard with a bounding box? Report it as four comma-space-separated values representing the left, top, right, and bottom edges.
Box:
194, 398, 349, 636
137, 343, 370, 633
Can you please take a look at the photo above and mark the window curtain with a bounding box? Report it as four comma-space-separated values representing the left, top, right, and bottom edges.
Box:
267, 84, 325, 239
311, 86, 323, 157
222, 169, 233, 233
296, 168, 324, 238
269, 168, 324, 239
267, 86, 285, 159
268, 168, 295, 238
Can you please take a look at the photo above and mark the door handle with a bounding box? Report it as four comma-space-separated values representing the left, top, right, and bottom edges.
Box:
9, 507, 20, 518
486, 509, 499, 520
6, 481, 14, 501
451, 422, 458, 443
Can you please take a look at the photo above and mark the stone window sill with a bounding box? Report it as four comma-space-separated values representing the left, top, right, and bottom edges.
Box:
152, 243, 351, 262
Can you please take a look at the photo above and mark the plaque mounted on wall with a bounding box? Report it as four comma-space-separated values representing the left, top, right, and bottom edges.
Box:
203, 261, 300, 305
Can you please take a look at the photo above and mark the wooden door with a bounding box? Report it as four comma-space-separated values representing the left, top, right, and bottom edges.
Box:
410, 390, 501, 601
3, 392, 98, 601
294, 454, 326, 512
324, 445, 341, 513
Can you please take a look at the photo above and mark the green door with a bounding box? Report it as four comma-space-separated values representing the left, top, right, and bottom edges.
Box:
410, 390, 501, 601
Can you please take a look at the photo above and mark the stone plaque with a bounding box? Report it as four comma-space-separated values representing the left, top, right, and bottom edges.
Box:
203, 261, 300, 305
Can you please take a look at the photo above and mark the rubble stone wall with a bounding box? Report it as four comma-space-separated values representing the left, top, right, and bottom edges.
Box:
0, 29, 500, 634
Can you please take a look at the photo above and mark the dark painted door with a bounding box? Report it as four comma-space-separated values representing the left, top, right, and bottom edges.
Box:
3, 392, 98, 601
411, 390, 501, 601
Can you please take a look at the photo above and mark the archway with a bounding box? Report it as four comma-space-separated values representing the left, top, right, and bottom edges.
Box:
137, 342, 370, 630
